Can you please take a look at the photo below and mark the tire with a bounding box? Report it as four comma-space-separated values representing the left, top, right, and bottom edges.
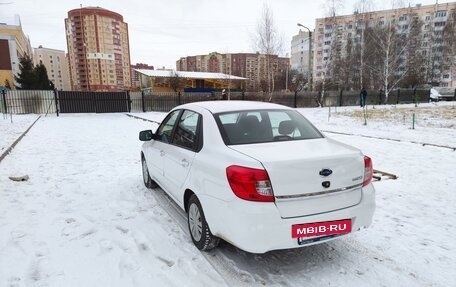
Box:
141, 155, 158, 188
187, 194, 219, 251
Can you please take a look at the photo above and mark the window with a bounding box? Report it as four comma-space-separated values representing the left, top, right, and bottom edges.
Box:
172, 110, 201, 150
215, 110, 323, 145
435, 11, 447, 17
156, 110, 180, 143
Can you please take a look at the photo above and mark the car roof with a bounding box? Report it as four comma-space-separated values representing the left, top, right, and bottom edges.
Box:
175, 100, 292, 114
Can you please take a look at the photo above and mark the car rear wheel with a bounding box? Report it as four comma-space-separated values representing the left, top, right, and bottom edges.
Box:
141, 155, 158, 188
188, 194, 219, 251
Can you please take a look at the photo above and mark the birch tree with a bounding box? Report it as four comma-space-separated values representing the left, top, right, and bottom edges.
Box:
402, 15, 426, 88
252, 3, 283, 99
364, 13, 423, 102
315, 0, 344, 106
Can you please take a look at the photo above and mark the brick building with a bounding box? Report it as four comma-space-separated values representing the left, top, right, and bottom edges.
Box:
65, 7, 131, 91
177, 52, 290, 92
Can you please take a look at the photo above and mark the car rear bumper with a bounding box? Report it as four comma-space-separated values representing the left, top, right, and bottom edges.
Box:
200, 183, 375, 254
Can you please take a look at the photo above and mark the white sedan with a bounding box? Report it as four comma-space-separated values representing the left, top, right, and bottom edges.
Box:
139, 101, 375, 253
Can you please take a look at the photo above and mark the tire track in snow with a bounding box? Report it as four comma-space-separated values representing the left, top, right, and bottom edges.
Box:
322, 130, 456, 151
146, 187, 269, 286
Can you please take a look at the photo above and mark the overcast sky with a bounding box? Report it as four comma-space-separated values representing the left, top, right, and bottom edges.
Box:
0, 0, 450, 69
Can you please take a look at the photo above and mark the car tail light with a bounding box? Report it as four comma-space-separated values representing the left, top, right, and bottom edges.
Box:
226, 165, 274, 202
363, 156, 373, 187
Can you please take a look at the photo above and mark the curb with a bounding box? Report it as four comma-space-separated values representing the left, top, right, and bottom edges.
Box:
0, 116, 41, 163
125, 114, 161, 125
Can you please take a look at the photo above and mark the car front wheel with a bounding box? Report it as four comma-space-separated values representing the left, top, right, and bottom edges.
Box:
188, 194, 219, 251
141, 155, 157, 188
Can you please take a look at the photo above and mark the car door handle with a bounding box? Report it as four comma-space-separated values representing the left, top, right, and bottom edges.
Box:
181, 159, 189, 167
160, 150, 165, 157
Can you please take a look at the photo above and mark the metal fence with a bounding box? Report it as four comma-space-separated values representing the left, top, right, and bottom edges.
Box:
1, 88, 454, 116
1, 90, 55, 114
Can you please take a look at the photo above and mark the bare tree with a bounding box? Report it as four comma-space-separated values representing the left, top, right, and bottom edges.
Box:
287, 69, 308, 92
364, 13, 422, 102
390, 0, 406, 9
424, 15, 456, 87
354, 0, 374, 90
252, 3, 283, 100
169, 71, 184, 92
315, 0, 344, 106
402, 15, 427, 88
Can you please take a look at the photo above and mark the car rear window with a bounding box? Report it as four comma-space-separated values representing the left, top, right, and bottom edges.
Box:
214, 109, 323, 145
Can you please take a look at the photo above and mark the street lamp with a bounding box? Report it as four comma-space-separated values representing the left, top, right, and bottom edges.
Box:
297, 23, 312, 91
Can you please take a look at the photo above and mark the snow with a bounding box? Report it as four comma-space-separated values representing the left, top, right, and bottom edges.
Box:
0, 114, 40, 154
0, 102, 455, 286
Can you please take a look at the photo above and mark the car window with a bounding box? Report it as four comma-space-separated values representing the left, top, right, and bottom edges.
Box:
156, 110, 180, 143
268, 111, 302, 137
215, 109, 323, 145
172, 110, 201, 150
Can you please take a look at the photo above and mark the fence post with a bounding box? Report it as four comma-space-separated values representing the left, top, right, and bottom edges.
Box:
127, 91, 131, 113
141, 91, 145, 112
178, 92, 181, 105
53, 89, 59, 117
294, 91, 297, 108
1, 89, 7, 115
397, 89, 400, 104
339, 89, 343, 107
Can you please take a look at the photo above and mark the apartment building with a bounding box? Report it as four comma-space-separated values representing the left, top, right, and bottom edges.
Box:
177, 52, 290, 91
291, 30, 312, 76
33, 46, 71, 91
0, 15, 33, 89
313, 2, 456, 89
65, 7, 131, 91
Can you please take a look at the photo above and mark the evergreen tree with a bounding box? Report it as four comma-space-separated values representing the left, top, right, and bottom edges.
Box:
34, 63, 54, 90
13, 56, 55, 90
14, 55, 36, 89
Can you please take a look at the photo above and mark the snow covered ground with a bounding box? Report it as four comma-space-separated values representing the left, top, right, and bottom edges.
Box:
0, 102, 455, 287
0, 114, 40, 155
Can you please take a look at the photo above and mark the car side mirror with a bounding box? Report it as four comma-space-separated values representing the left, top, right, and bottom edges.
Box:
139, 130, 155, 141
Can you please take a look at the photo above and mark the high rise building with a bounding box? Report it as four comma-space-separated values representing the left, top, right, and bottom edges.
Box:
0, 15, 32, 89
291, 30, 312, 76
177, 52, 290, 92
33, 46, 71, 91
312, 2, 456, 89
65, 7, 131, 91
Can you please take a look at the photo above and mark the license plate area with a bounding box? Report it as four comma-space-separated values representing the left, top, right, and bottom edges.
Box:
292, 219, 352, 243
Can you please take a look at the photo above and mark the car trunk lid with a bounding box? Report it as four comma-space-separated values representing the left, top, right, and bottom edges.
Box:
229, 138, 364, 218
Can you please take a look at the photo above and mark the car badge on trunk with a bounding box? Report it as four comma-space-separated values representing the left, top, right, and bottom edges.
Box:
322, 181, 331, 188
319, 168, 332, 177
